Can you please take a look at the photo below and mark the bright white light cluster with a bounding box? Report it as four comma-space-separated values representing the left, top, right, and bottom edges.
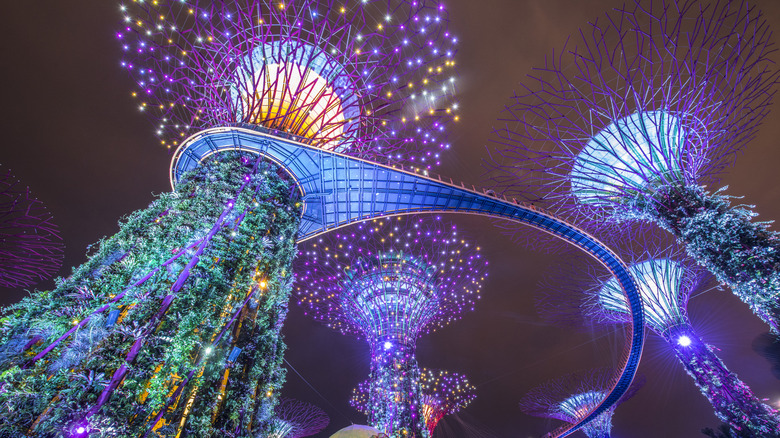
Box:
598, 258, 689, 332
570, 110, 688, 205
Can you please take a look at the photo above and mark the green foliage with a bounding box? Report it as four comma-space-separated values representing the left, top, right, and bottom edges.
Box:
627, 184, 780, 333
0, 154, 302, 437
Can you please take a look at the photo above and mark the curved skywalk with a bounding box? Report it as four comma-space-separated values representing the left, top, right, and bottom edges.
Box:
172, 126, 645, 438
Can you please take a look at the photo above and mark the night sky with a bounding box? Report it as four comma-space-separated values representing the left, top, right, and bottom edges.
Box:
2, 1, 780, 437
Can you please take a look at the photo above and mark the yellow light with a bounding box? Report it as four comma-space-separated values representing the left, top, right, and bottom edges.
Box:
236, 61, 347, 149
259, 280, 268, 289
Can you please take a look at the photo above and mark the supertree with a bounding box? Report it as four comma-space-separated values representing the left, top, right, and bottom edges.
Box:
269, 398, 329, 438
121, 0, 459, 168
0, 1, 460, 436
0, 166, 64, 289
488, 0, 780, 332
295, 216, 487, 437
351, 368, 476, 436
538, 233, 780, 436
519, 368, 644, 438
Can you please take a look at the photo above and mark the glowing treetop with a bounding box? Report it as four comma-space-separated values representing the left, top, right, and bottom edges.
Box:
270, 398, 330, 438
0, 167, 63, 289
351, 368, 476, 435
295, 216, 487, 349
490, 0, 776, 216
296, 216, 485, 436
538, 234, 780, 435
121, 0, 459, 167
519, 369, 644, 438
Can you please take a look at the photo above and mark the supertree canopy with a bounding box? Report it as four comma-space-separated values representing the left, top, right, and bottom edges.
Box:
538, 234, 780, 436
488, 0, 780, 332
351, 368, 476, 436
269, 398, 330, 438
0, 166, 64, 289
0, 0, 462, 435
121, 0, 459, 167
519, 368, 644, 438
296, 216, 487, 437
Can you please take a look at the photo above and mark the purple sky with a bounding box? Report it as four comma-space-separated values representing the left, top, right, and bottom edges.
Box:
1, 1, 779, 437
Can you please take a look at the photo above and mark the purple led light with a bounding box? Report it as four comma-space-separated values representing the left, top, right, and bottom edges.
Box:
121, 0, 460, 168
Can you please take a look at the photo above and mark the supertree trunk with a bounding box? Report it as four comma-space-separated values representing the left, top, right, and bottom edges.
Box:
368, 342, 427, 438
662, 324, 780, 435
633, 184, 780, 333
0, 153, 301, 437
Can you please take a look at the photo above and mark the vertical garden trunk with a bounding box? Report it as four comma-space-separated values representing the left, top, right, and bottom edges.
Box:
367, 341, 427, 438
0, 153, 301, 438
662, 324, 780, 435
634, 184, 780, 333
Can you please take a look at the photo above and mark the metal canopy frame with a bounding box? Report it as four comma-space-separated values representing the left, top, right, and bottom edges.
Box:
171, 126, 645, 437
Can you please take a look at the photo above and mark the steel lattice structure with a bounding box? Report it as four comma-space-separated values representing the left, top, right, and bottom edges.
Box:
519, 369, 644, 438
488, 0, 780, 332
296, 216, 486, 437
351, 368, 476, 436
121, 0, 459, 168
0, 0, 653, 435
0, 167, 63, 289
271, 398, 330, 438
539, 233, 780, 436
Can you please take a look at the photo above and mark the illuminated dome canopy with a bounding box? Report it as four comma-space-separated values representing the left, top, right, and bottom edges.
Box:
598, 258, 695, 333
570, 110, 688, 205
558, 391, 604, 421
520, 369, 644, 438
231, 41, 360, 150
295, 216, 487, 346
121, 0, 460, 167
341, 252, 441, 344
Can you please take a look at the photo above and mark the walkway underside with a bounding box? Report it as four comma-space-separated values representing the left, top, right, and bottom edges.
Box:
171, 126, 646, 437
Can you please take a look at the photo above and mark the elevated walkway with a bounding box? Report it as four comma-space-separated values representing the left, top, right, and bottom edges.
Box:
171, 126, 645, 437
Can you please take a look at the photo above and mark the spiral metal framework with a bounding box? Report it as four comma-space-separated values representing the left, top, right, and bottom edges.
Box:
488, 0, 776, 220
0, 167, 64, 289
538, 234, 780, 435
272, 398, 330, 438
295, 216, 485, 346
121, 0, 459, 167
520, 369, 645, 438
